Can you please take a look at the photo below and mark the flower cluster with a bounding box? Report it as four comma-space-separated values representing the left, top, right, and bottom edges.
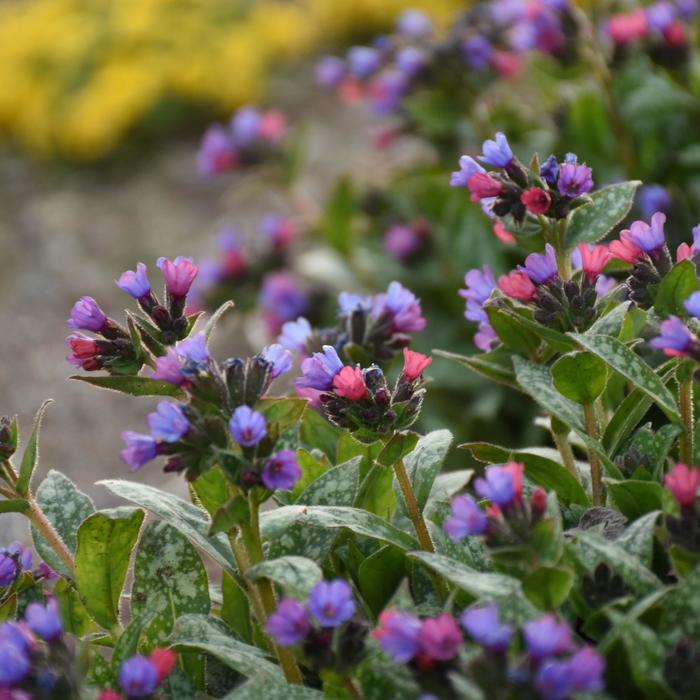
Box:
451, 134, 594, 226
297, 346, 431, 439
98, 649, 176, 700
197, 105, 286, 177
66, 257, 199, 374
267, 579, 367, 673
373, 604, 604, 700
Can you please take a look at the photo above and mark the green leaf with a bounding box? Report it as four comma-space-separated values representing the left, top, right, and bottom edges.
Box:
257, 398, 307, 431
358, 545, 406, 617
16, 399, 53, 496
221, 572, 251, 643
70, 375, 182, 397
565, 181, 641, 246
570, 334, 681, 422
585, 302, 631, 337
376, 432, 419, 468
54, 577, 98, 637
99, 479, 236, 573
427, 470, 474, 506
396, 430, 453, 513
0, 499, 30, 514
0, 594, 16, 622
262, 505, 417, 552
461, 443, 589, 505
606, 480, 667, 520
486, 306, 540, 355
552, 352, 607, 404
433, 348, 518, 389
654, 259, 700, 317
131, 521, 210, 649
170, 614, 280, 679
288, 449, 330, 502
408, 551, 537, 623
75, 507, 145, 630
209, 496, 250, 536
223, 676, 324, 699
496, 304, 578, 354
191, 466, 230, 517
32, 470, 95, 577
204, 300, 235, 340
616, 511, 660, 567
522, 566, 574, 610
300, 409, 342, 460
247, 556, 323, 598
319, 177, 356, 256
659, 565, 700, 644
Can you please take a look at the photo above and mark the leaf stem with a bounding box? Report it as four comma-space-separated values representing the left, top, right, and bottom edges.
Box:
551, 427, 580, 482
680, 374, 694, 466
27, 497, 75, 576
394, 459, 434, 553
344, 676, 364, 700
582, 402, 604, 506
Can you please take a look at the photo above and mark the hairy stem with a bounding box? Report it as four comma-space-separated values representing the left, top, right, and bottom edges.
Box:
583, 402, 604, 506
394, 459, 434, 553
551, 428, 580, 481
680, 375, 695, 466
28, 498, 75, 575
344, 677, 364, 700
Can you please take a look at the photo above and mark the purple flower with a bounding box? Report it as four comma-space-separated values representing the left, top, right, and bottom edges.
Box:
395, 9, 432, 38
0, 553, 17, 587
444, 495, 488, 539
151, 348, 186, 385
278, 317, 312, 353
119, 655, 159, 698
459, 266, 497, 323
384, 224, 421, 261
296, 345, 344, 391
0, 624, 31, 687
567, 646, 605, 692
450, 155, 485, 188
66, 296, 107, 332
373, 610, 422, 662
418, 614, 463, 661
395, 47, 426, 77
637, 184, 671, 218
147, 402, 189, 443
479, 132, 513, 168
460, 605, 513, 653
230, 106, 261, 146
557, 163, 593, 198
260, 344, 293, 379
120, 432, 158, 471
523, 615, 572, 660
25, 599, 62, 642
267, 598, 310, 646
175, 332, 210, 364
260, 215, 296, 248
308, 579, 355, 627
229, 405, 267, 447
315, 55, 345, 86
520, 243, 558, 284
157, 256, 198, 297
259, 272, 309, 327
474, 322, 498, 352
649, 316, 696, 356
535, 659, 572, 700
347, 46, 380, 79
595, 275, 617, 298
369, 70, 410, 114
625, 212, 666, 254
646, 1, 675, 30
338, 292, 372, 315
197, 124, 236, 177
677, 0, 699, 19
474, 466, 516, 506
540, 154, 559, 185
462, 36, 493, 70
262, 450, 302, 491
372, 281, 427, 333
0, 543, 32, 586
116, 262, 151, 299
685, 292, 700, 319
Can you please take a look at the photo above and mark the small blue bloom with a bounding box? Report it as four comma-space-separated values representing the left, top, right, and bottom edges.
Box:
260, 344, 294, 379
120, 432, 158, 471
460, 604, 513, 652
278, 317, 312, 354
474, 466, 516, 506
474, 322, 498, 352
646, 1, 675, 30
535, 659, 572, 700
395, 46, 426, 77
478, 132, 513, 168
523, 615, 572, 660
229, 405, 267, 447
373, 610, 422, 662
459, 266, 497, 323
66, 296, 107, 332
540, 154, 559, 185
462, 36, 492, 70
262, 450, 302, 491
25, 599, 62, 642
563, 152, 578, 165
444, 495, 487, 539
315, 55, 345, 87
230, 106, 262, 146
649, 316, 696, 356
626, 212, 666, 253
557, 163, 593, 198
267, 598, 310, 646
685, 292, 700, 320
338, 292, 373, 315
0, 542, 32, 587
175, 332, 210, 364
395, 9, 432, 37
0, 623, 31, 686
119, 655, 159, 698
116, 262, 151, 299
566, 646, 605, 693
347, 46, 380, 79
296, 345, 344, 391
147, 402, 189, 443
308, 579, 356, 628
450, 155, 485, 187
520, 244, 558, 284
637, 184, 671, 218
372, 281, 426, 332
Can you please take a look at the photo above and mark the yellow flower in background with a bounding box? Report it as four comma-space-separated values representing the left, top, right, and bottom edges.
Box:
0, 0, 464, 160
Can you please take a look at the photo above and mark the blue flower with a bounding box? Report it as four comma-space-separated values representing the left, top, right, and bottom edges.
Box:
523, 615, 572, 660
66, 296, 107, 332
649, 316, 696, 356
540, 154, 559, 185
308, 579, 356, 627
229, 405, 267, 447
25, 599, 62, 642
520, 244, 558, 284
460, 604, 513, 653
462, 36, 492, 70
347, 46, 381, 78
147, 402, 189, 443
296, 345, 344, 391
119, 655, 159, 698
557, 162, 593, 198
260, 344, 294, 379
0, 623, 31, 687
395, 9, 432, 38
459, 266, 497, 323
230, 106, 261, 146
262, 450, 302, 491
371, 281, 427, 332
338, 292, 372, 315
120, 432, 158, 471
684, 292, 700, 319
625, 212, 666, 254
175, 332, 210, 364
478, 132, 513, 168
444, 494, 488, 539
278, 317, 312, 354
116, 262, 151, 299
373, 610, 422, 662
450, 155, 485, 188
267, 598, 310, 646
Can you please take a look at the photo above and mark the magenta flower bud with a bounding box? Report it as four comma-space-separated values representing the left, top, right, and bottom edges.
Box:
444, 494, 488, 539
119, 655, 159, 698
66, 296, 107, 332
157, 256, 198, 297
229, 405, 267, 447
25, 599, 62, 642
664, 463, 700, 507
418, 614, 463, 661
308, 579, 355, 627
372, 610, 422, 662
147, 402, 189, 443
120, 432, 158, 471
116, 262, 151, 299
266, 598, 310, 646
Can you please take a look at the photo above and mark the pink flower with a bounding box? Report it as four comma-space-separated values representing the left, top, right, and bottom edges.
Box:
521, 187, 552, 215
492, 222, 515, 244
467, 173, 503, 202
677, 242, 695, 261
259, 110, 287, 142
498, 270, 537, 302
418, 614, 463, 661
503, 461, 524, 502
332, 366, 367, 400
577, 244, 612, 280
402, 348, 432, 381
149, 649, 177, 683
609, 231, 643, 264
490, 50, 523, 78
664, 463, 700, 508
608, 9, 649, 45
157, 256, 199, 297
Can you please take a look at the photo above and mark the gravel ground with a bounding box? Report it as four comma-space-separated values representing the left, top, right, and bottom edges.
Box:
0, 84, 428, 540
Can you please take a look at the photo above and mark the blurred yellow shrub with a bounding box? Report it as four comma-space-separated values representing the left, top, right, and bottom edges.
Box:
0, 0, 463, 160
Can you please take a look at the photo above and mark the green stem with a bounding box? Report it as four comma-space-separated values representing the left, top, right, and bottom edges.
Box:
583, 402, 604, 506
551, 428, 579, 482
344, 677, 363, 700
680, 375, 694, 466
28, 497, 75, 575
394, 460, 434, 553
1, 459, 17, 488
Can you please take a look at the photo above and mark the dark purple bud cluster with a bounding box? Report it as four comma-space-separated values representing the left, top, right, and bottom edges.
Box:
581, 563, 629, 610
663, 638, 700, 697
